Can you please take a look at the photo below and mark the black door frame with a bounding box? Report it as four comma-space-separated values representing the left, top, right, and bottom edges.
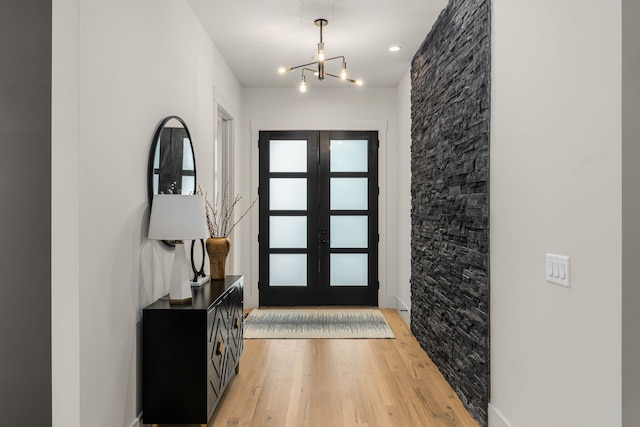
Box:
258, 130, 320, 305
258, 130, 378, 306
317, 130, 379, 305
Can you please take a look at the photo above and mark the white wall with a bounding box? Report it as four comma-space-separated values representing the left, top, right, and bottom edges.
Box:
490, 1, 622, 426
239, 87, 402, 309
52, 0, 81, 424
396, 70, 413, 324
51, 0, 242, 425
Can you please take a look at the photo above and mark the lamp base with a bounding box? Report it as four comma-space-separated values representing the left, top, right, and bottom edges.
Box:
168, 243, 193, 304
169, 280, 193, 305
191, 275, 210, 287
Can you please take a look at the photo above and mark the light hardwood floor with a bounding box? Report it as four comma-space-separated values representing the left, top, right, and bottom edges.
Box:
204, 308, 479, 427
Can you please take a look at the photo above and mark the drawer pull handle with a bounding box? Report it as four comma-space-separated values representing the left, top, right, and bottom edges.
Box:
216, 341, 224, 356
234, 317, 241, 329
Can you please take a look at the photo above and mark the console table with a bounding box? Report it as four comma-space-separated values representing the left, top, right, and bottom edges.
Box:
142, 275, 244, 426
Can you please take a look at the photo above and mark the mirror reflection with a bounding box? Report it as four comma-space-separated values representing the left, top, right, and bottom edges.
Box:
150, 116, 196, 198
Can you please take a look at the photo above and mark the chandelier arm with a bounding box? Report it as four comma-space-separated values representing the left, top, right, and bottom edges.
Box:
324, 72, 353, 81
324, 72, 360, 85
287, 58, 339, 71
288, 61, 319, 71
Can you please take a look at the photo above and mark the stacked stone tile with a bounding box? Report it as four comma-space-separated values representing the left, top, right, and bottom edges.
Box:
410, 0, 491, 425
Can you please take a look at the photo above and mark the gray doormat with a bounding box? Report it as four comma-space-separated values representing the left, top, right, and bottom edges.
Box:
243, 309, 395, 339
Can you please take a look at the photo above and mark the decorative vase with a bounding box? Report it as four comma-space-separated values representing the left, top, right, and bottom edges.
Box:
206, 237, 231, 279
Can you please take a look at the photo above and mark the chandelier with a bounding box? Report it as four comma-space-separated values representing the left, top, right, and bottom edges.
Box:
278, 18, 363, 92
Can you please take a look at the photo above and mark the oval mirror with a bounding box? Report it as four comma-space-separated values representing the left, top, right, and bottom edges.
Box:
148, 116, 198, 247
147, 116, 197, 202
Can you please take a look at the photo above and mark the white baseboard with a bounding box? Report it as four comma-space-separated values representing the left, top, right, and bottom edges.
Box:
488, 404, 513, 427
395, 296, 410, 312
394, 296, 411, 326
378, 293, 396, 308
245, 293, 259, 309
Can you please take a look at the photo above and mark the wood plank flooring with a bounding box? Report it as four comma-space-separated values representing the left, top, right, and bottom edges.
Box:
206, 308, 479, 427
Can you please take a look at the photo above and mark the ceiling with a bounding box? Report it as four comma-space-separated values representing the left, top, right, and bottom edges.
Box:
186, 0, 448, 88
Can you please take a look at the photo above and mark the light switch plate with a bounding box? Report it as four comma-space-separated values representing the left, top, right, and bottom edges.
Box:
546, 253, 570, 287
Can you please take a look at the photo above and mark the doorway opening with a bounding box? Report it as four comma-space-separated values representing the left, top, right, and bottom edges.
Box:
214, 106, 234, 265
258, 130, 379, 306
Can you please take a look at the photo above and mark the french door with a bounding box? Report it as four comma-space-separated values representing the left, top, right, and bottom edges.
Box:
258, 130, 378, 306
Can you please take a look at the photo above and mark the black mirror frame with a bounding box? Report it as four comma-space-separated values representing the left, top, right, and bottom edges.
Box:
147, 115, 198, 248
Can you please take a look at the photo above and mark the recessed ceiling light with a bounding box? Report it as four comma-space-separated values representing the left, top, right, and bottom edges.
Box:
389, 46, 402, 52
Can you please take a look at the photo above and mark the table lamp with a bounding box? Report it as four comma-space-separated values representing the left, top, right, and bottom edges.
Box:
148, 194, 209, 304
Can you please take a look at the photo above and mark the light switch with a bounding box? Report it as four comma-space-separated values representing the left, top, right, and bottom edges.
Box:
546, 253, 570, 287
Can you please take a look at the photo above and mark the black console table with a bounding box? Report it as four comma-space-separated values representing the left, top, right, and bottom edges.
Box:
142, 275, 244, 426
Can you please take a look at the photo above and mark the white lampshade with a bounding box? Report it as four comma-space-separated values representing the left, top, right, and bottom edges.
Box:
148, 194, 209, 241
148, 194, 209, 304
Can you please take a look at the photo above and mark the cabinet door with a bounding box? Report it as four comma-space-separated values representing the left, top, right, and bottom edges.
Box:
207, 302, 227, 416
226, 285, 243, 373
219, 292, 235, 387
143, 310, 207, 424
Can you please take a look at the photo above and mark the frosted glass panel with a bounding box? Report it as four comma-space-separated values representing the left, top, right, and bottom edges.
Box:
330, 254, 367, 286
330, 139, 367, 172
153, 175, 159, 194
330, 178, 367, 210
270, 216, 307, 248
270, 254, 307, 287
270, 178, 307, 210
181, 176, 195, 195
331, 216, 367, 248
182, 138, 194, 170
270, 140, 307, 172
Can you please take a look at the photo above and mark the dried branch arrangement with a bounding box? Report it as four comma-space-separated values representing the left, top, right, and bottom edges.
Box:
197, 183, 257, 238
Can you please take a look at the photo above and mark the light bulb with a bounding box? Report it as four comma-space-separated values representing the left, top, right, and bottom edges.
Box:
389, 46, 402, 52
355, 79, 363, 86
299, 75, 307, 92
340, 61, 347, 80
317, 42, 325, 62
278, 66, 292, 74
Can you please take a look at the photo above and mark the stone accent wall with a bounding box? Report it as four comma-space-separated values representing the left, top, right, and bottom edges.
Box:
410, 0, 490, 425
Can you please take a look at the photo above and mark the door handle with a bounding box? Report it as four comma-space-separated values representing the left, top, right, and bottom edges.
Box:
319, 239, 331, 244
